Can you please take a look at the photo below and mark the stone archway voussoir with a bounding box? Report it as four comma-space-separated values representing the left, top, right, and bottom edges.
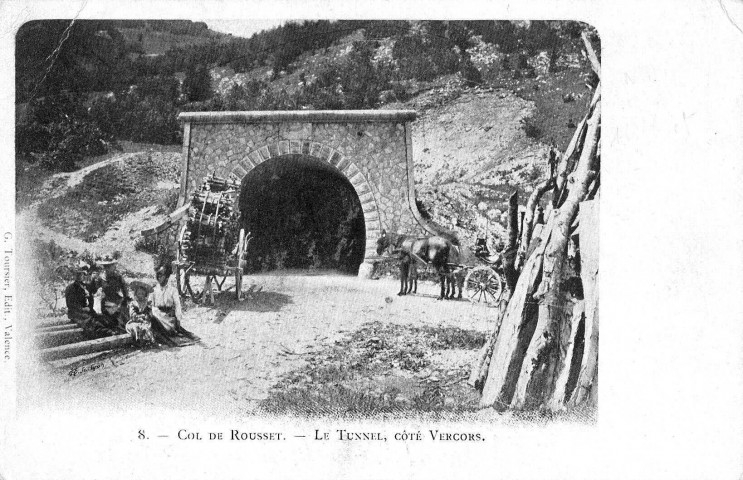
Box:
335, 156, 350, 172
319, 145, 332, 163
267, 143, 279, 158
309, 142, 323, 158
348, 171, 364, 186
365, 230, 381, 242
329, 151, 343, 167
358, 191, 373, 204
290, 140, 302, 154
244, 151, 257, 167
258, 146, 271, 163
361, 200, 378, 213
343, 163, 359, 179
232, 164, 248, 179
364, 216, 381, 233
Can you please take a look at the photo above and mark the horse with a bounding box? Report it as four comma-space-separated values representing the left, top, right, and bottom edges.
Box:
396, 250, 418, 296
376, 230, 454, 300
444, 245, 466, 300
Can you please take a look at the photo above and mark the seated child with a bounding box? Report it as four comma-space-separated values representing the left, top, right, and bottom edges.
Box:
100, 294, 128, 335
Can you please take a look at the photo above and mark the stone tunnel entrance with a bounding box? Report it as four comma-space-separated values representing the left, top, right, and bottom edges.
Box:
238, 154, 366, 274
177, 110, 439, 277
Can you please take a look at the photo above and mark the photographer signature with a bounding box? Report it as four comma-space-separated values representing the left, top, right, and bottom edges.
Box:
68, 363, 103, 377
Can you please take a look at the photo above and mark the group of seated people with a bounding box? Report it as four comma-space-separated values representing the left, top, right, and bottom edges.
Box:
64, 255, 193, 346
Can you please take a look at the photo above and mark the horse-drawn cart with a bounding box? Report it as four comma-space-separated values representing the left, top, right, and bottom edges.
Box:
433, 238, 504, 305
173, 175, 251, 303
375, 231, 504, 304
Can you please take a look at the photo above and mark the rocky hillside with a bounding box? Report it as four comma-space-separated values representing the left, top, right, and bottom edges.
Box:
19, 20, 597, 258
206, 21, 596, 247
404, 88, 547, 245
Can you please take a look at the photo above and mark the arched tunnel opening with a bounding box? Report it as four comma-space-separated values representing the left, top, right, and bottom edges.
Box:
238, 154, 366, 275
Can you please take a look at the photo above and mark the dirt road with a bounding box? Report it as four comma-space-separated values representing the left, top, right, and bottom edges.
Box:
19, 272, 497, 417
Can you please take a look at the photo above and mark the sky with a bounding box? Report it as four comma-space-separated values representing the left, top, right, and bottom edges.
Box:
206, 19, 287, 38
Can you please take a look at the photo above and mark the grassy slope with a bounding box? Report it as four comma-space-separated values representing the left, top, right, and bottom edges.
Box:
261, 321, 485, 416
34, 148, 181, 242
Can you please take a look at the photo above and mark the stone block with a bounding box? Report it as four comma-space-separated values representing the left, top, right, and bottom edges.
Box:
232, 164, 248, 179
357, 261, 376, 279
362, 200, 378, 212
365, 212, 380, 226
248, 150, 261, 167
345, 162, 359, 176
268, 143, 280, 158
336, 157, 350, 171
258, 146, 271, 163
350, 176, 366, 192
329, 151, 343, 167
309, 142, 323, 158
319, 146, 332, 162
356, 183, 371, 195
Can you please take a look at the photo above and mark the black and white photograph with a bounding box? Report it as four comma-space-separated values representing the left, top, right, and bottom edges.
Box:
1, 2, 742, 479
13, 17, 600, 419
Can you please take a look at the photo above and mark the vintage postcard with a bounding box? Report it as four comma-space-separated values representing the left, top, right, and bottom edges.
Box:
1, 1, 741, 479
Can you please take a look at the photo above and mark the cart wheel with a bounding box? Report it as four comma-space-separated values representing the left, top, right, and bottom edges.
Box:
465, 266, 503, 305
176, 263, 186, 297
177, 224, 189, 262
235, 229, 248, 300
235, 268, 243, 301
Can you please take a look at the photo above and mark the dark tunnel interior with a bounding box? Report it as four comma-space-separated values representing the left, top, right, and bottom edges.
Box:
238, 154, 365, 274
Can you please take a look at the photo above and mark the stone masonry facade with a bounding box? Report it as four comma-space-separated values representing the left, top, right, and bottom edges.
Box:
178, 111, 437, 275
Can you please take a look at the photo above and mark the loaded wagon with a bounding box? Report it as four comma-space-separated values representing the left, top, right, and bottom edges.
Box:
173, 174, 251, 303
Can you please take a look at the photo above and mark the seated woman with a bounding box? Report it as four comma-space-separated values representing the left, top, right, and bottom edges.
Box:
149, 264, 195, 340
127, 281, 176, 347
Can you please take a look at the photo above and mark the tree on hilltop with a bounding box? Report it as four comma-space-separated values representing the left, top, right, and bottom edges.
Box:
183, 63, 212, 102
